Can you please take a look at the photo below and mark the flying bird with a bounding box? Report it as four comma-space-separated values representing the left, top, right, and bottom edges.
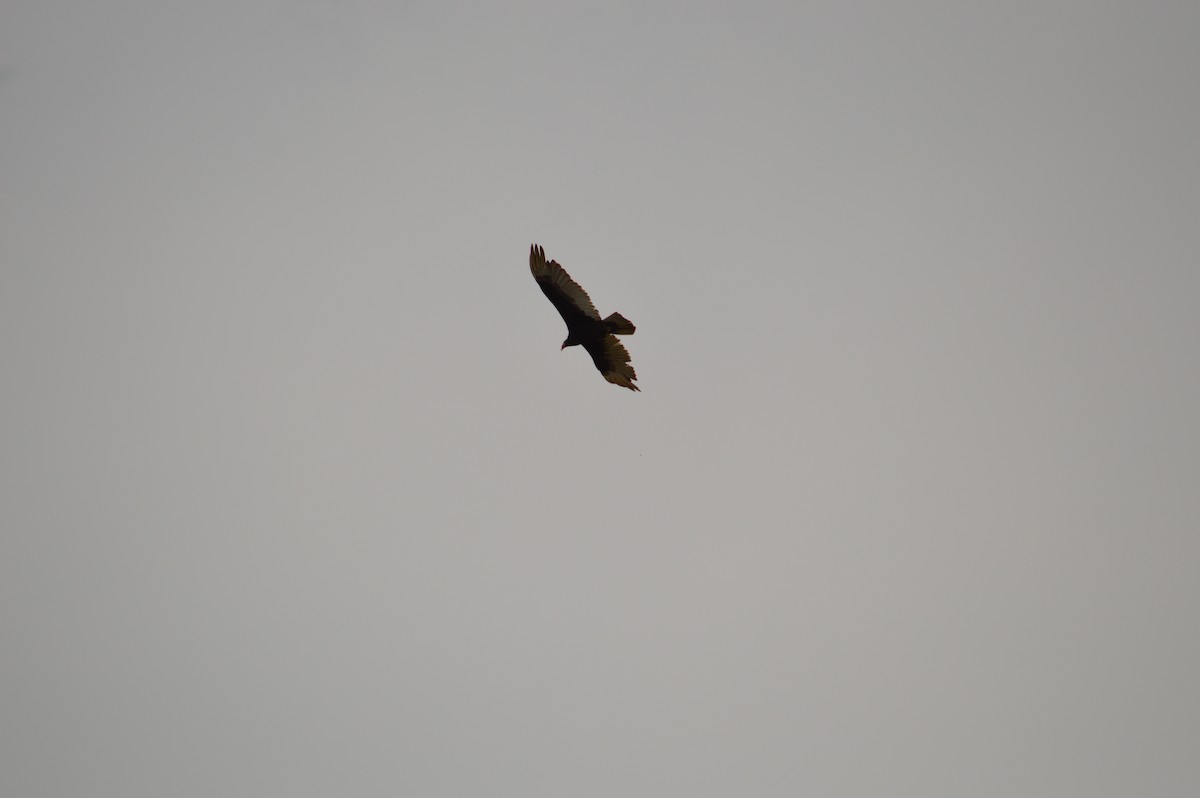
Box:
529, 244, 639, 391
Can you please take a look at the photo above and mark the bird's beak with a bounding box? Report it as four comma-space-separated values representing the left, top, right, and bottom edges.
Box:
560, 343, 567, 350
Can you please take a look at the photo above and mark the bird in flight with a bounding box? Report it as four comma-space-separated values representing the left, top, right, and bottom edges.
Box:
529, 244, 639, 391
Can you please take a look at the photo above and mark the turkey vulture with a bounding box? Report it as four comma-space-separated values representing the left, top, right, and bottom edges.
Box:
529, 244, 639, 391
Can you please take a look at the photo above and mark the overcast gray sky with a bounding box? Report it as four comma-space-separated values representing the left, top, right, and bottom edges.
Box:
2, 1, 1198, 795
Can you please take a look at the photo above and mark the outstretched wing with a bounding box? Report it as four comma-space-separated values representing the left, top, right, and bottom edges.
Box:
582, 334, 640, 392
530, 244, 600, 326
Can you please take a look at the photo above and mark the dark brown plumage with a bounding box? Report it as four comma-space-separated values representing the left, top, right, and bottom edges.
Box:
529, 244, 639, 391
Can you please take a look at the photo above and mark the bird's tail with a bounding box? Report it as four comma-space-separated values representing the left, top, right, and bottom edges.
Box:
604, 312, 636, 335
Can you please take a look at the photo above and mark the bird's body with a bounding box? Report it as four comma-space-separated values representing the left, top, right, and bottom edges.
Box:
529, 244, 639, 391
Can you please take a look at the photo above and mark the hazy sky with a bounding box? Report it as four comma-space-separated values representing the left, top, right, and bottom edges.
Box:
2, 2, 1198, 795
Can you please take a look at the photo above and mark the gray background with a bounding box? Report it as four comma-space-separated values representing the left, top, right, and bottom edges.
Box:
2, 1, 1197, 795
